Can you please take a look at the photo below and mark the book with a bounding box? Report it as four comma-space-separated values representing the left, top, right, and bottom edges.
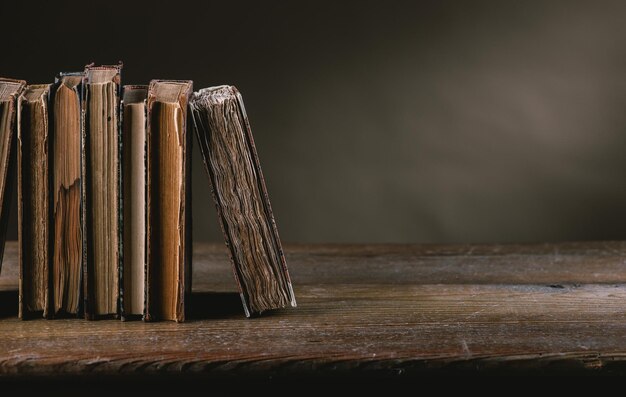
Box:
51, 73, 84, 317
145, 80, 192, 322
190, 85, 296, 316
120, 85, 148, 319
17, 84, 52, 319
0, 78, 26, 275
82, 64, 122, 319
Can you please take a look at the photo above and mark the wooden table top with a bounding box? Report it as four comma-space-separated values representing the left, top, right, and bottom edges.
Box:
2, 240, 626, 378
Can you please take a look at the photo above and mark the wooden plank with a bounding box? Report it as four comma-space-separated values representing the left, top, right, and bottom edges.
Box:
1, 241, 626, 377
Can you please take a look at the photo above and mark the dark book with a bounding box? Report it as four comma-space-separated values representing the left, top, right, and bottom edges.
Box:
120, 85, 148, 320
145, 80, 192, 322
0, 78, 26, 275
190, 85, 296, 317
18, 84, 52, 319
82, 64, 123, 319
51, 73, 84, 317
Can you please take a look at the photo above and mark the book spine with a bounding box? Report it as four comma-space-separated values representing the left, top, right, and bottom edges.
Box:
119, 85, 149, 321
81, 74, 92, 320
144, 90, 153, 322
82, 65, 123, 320
180, 83, 192, 323
0, 79, 25, 276
142, 96, 148, 322
78, 75, 86, 319
118, 92, 125, 321
44, 87, 52, 319
52, 72, 85, 318
17, 86, 52, 320
17, 93, 25, 320
117, 79, 123, 321
184, 98, 193, 322
144, 80, 192, 322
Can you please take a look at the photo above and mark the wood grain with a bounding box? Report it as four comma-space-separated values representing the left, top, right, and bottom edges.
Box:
2, 240, 626, 377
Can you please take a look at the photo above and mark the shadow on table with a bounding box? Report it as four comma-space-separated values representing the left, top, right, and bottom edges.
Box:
0, 290, 280, 320
188, 291, 242, 320
0, 290, 18, 318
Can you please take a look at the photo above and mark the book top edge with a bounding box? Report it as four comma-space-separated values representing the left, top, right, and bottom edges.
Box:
0, 78, 26, 101
148, 80, 192, 104
192, 85, 239, 106
123, 86, 148, 104
123, 84, 148, 90
86, 69, 120, 85
56, 73, 83, 88
84, 63, 123, 72
56, 72, 83, 78
21, 84, 52, 102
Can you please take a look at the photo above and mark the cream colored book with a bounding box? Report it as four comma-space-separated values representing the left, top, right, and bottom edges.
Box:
121, 85, 147, 319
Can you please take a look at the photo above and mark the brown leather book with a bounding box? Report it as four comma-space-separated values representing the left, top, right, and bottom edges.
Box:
17, 84, 52, 319
190, 86, 296, 317
51, 73, 84, 317
82, 64, 123, 319
0, 78, 26, 276
120, 85, 148, 320
145, 80, 192, 322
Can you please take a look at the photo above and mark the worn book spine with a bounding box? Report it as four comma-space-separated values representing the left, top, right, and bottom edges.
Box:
119, 84, 148, 321
82, 64, 123, 320
0, 78, 26, 279
189, 85, 295, 317
0, 77, 26, 280
0, 78, 26, 277
145, 80, 192, 322
17, 84, 52, 319
51, 72, 84, 317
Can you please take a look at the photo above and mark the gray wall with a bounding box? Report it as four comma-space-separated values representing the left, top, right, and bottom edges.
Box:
4, 1, 626, 243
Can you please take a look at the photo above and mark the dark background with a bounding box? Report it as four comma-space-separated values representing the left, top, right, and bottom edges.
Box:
4, 0, 626, 244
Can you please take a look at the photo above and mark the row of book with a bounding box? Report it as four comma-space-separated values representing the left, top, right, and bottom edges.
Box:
0, 64, 296, 321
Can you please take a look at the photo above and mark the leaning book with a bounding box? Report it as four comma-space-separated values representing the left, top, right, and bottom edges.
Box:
190, 85, 296, 317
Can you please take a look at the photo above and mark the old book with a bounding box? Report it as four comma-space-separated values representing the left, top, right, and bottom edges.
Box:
145, 80, 192, 322
121, 85, 148, 319
82, 64, 122, 319
0, 78, 26, 275
190, 86, 296, 317
17, 84, 52, 319
51, 73, 84, 317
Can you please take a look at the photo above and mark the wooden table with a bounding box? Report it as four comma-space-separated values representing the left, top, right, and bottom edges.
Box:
2, 240, 626, 381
